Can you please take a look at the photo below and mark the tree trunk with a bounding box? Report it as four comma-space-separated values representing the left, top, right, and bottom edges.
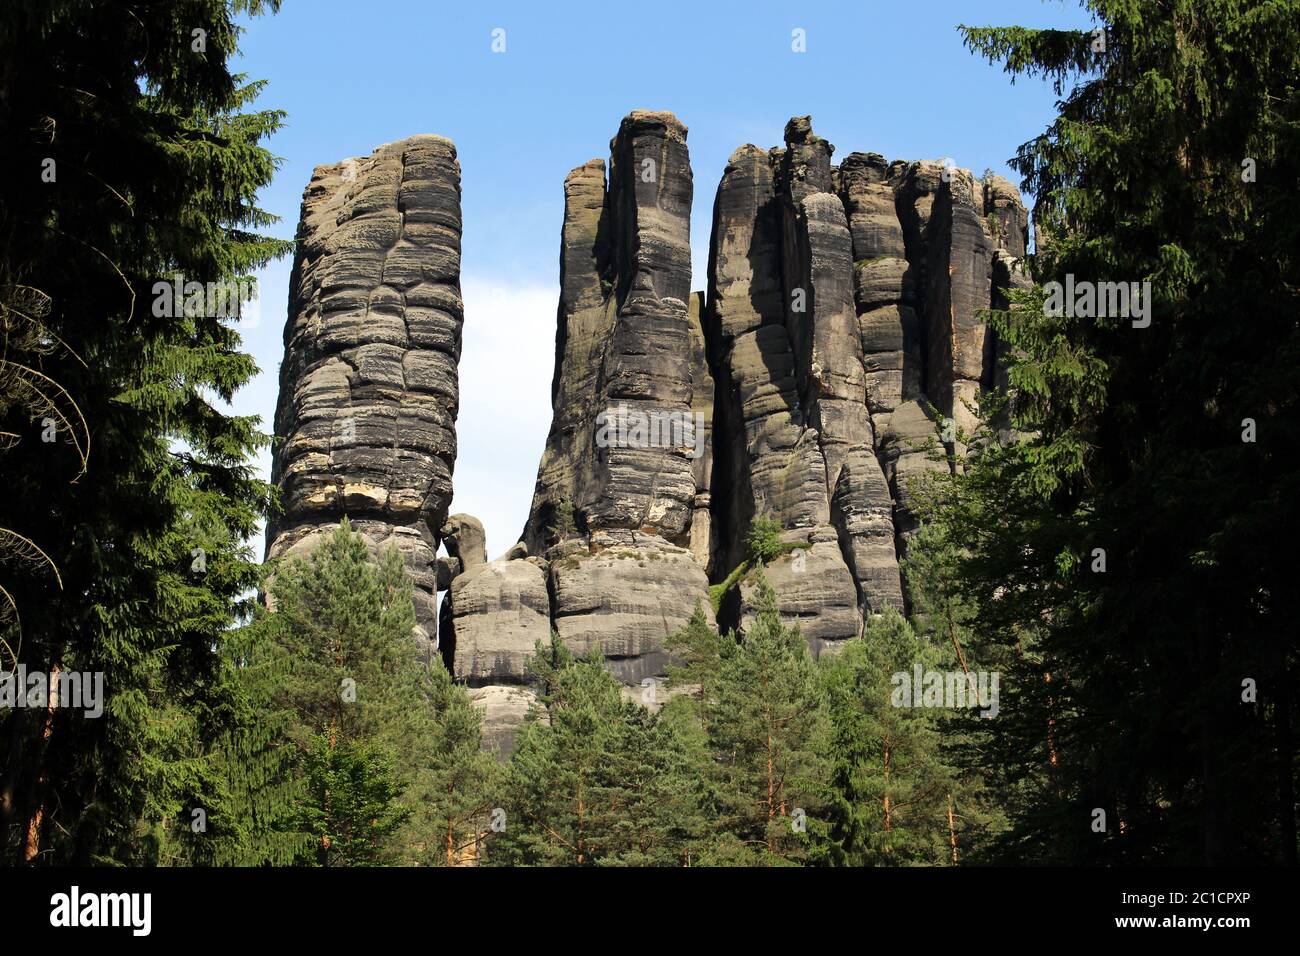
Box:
766, 732, 776, 855
947, 792, 959, 865
22, 660, 60, 863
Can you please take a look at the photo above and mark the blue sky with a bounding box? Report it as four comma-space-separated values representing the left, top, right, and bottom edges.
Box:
230, 0, 1096, 557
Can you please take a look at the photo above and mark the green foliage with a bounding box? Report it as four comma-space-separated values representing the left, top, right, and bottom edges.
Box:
693, 572, 831, 865
665, 601, 728, 729
817, 608, 956, 865
254, 523, 421, 752
295, 735, 410, 867
948, 0, 1300, 863
709, 518, 811, 613
403, 661, 501, 866
178, 616, 309, 866
746, 515, 786, 564
489, 637, 710, 866
708, 559, 751, 614
0, 0, 289, 864
239, 522, 497, 866
547, 496, 577, 542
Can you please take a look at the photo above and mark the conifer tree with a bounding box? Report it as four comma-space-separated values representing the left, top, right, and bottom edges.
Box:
248, 521, 480, 866
938, 0, 1300, 862
403, 661, 501, 867
491, 638, 710, 866
0, 0, 289, 864
664, 601, 728, 734
187, 619, 311, 867
818, 606, 984, 865
691, 572, 830, 866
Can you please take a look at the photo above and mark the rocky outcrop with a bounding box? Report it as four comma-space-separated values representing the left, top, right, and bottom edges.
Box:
443, 112, 717, 751
267, 135, 464, 654
705, 142, 852, 645
706, 120, 903, 647
268, 114, 1029, 756
706, 118, 1028, 638
468, 685, 538, 756
444, 557, 550, 685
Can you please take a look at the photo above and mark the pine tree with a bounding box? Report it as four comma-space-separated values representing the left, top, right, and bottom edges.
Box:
696, 571, 830, 866
817, 605, 998, 865
0, 0, 289, 864
249, 521, 456, 866
295, 735, 410, 867
941, 0, 1300, 862
403, 661, 501, 867
664, 600, 728, 734
181, 607, 311, 867
490, 638, 710, 866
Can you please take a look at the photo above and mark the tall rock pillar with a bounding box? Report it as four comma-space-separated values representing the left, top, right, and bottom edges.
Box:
266, 136, 464, 653
445, 112, 717, 753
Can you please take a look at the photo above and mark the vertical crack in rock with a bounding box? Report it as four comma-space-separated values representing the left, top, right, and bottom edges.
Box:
922, 166, 993, 447
686, 291, 715, 569
267, 135, 464, 659
838, 152, 922, 416
704, 127, 863, 655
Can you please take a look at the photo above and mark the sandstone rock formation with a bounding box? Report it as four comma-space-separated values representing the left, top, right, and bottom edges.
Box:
706, 120, 903, 651
440, 112, 717, 751
269, 114, 1028, 756
266, 135, 464, 654
706, 118, 1028, 645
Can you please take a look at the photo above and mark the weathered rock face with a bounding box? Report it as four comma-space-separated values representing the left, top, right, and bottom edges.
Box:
707, 118, 1028, 641
707, 121, 902, 648
267, 135, 464, 653
878, 163, 1029, 538
468, 685, 538, 756
443, 112, 717, 752
270, 115, 1029, 756
445, 557, 550, 684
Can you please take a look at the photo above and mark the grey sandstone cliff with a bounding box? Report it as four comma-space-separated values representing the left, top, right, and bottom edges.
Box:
706, 118, 1027, 649
266, 135, 464, 655
268, 114, 1028, 756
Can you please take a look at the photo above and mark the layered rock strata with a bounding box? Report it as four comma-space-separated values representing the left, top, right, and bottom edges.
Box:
442, 112, 717, 749
269, 115, 1029, 755
267, 135, 465, 655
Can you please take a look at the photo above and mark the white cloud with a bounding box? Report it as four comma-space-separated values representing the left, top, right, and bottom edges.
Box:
451, 276, 557, 559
